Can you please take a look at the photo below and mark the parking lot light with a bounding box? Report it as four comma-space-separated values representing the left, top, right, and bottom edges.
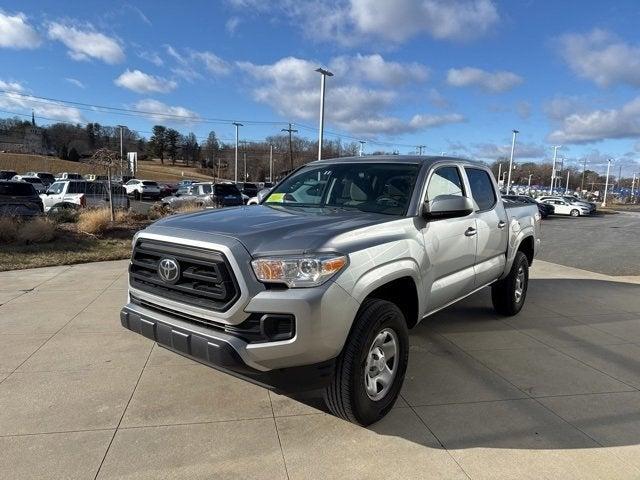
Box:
602, 158, 613, 207
315, 68, 333, 161
550, 145, 561, 193
232, 122, 243, 183
506, 129, 518, 193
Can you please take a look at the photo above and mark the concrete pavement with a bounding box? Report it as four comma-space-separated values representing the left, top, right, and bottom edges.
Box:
1, 259, 640, 479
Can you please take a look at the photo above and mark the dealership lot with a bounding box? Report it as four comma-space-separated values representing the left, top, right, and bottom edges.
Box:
1, 247, 640, 478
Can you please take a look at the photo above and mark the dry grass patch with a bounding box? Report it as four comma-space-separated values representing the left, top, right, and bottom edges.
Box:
0, 217, 19, 243
16, 217, 56, 243
77, 208, 113, 235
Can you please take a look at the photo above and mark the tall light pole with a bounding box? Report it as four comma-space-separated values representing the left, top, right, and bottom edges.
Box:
565, 170, 570, 193
417, 145, 425, 155
269, 144, 273, 183
602, 158, 612, 207
232, 122, 243, 183
631, 172, 636, 199
359, 140, 366, 157
118, 125, 125, 176
506, 129, 519, 193
497, 163, 503, 186
528, 173, 533, 189
581, 157, 587, 192
315, 68, 333, 161
550, 145, 561, 193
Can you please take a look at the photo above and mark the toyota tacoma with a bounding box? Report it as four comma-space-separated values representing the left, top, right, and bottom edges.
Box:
121, 156, 541, 425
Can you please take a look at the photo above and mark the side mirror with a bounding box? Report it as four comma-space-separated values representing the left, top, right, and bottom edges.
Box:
257, 188, 271, 203
422, 195, 474, 220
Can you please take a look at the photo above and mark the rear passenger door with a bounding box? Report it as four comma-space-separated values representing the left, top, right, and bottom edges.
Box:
421, 165, 477, 311
464, 167, 508, 287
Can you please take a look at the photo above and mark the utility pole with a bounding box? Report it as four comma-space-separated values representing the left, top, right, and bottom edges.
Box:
497, 163, 502, 186
315, 68, 333, 161
550, 145, 561, 193
359, 141, 366, 157
528, 173, 533, 189
581, 157, 587, 192
565, 170, 570, 193
118, 125, 125, 177
617, 165, 622, 189
417, 145, 426, 155
243, 152, 247, 181
269, 144, 273, 183
506, 129, 519, 194
281, 123, 298, 171
602, 159, 612, 207
232, 122, 243, 183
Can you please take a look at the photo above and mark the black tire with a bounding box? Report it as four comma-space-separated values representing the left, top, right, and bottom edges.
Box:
134, 191, 141, 201
492, 251, 529, 316
324, 298, 409, 426
570, 209, 580, 217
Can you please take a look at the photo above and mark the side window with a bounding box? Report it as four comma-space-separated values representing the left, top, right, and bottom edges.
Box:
200, 184, 212, 194
426, 166, 464, 200
465, 168, 497, 211
48, 182, 64, 194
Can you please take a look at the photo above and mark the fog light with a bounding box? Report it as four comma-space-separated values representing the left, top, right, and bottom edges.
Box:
260, 314, 295, 341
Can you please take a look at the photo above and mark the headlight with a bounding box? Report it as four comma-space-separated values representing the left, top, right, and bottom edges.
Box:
251, 254, 348, 288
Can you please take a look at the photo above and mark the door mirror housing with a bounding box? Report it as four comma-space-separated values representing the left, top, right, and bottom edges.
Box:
422, 195, 474, 220
257, 188, 272, 203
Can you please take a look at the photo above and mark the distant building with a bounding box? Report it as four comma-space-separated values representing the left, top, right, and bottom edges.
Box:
0, 111, 45, 154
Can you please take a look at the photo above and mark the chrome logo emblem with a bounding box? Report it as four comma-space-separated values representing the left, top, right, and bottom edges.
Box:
158, 258, 180, 283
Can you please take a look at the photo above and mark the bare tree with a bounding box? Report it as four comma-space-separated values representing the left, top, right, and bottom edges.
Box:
90, 148, 119, 221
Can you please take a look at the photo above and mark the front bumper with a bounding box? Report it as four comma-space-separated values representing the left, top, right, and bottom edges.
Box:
121, 304, 335, 392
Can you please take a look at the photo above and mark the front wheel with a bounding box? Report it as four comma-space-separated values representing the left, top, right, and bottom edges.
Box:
324, 299, 409, 426
491, 251, 529, 316
570, 209, 580, 217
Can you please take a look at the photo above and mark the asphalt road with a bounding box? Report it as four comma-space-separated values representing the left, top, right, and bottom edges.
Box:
538, 211, 640, 276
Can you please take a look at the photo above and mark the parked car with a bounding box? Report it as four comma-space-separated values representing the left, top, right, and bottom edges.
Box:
55, 172, 83, 181
539, 198, 590, 216
538, 195, 595, 214
236, 182, 259, 202
162, 182, 243, 208
177, 179, 197, 189
123, 179, 161, 200
503, 194, 554, 218
41, 180, 129, 212
12, 175, 47, 193
24, 171, 56, 186
122, 155, 541, 426
0, 180, 43, 217
0, 170, 17, 180
84, 174, 109, 182
158, 182, 178, 197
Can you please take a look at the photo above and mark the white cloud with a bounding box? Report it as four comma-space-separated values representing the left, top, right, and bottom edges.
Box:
138, 50, 163, 66
65, 77, 85, 89
229, 0, 499, 45
516, 101, 531, 120
471, 141, 545, 160
0, 11, 40, 49
226, 16, 241, 35
548, 96, 640, 144
330, 54, 428, 85
115, 69, 177, 94
238, 55, 463, 136
133, 98, 199, 123
558, 29, 640, 88
164, 45, 230, 80
0, 79, 83, 123
47, 21, 124, 64
446, 67, 522, 93
427, 88, 450, 109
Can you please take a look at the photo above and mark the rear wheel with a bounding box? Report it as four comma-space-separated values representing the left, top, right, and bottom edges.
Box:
324, 299, 409, 426
570, 209, 580, 217
134, 190, 141, 201
492, 251, 529, 316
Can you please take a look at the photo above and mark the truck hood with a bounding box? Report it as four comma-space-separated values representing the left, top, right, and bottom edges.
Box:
148, 204, 399, 256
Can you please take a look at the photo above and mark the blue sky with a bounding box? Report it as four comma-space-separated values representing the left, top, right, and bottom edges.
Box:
1, 0, 640, 175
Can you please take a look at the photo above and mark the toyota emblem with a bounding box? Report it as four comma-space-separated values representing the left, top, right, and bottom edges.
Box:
158, 258, 180, 283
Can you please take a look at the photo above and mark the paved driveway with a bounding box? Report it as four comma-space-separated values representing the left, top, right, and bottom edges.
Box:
1, 260, 640, 479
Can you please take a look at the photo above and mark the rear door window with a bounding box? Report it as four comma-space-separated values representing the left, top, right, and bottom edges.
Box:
0, 183, 36, 196
465, 168, 497, 211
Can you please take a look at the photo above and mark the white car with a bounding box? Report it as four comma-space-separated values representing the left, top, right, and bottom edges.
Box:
41, 180, 129, 212
539, 198, 590, 217
538, 195, 595, 214
12, 175, 46, 193
123, 179, 161, 200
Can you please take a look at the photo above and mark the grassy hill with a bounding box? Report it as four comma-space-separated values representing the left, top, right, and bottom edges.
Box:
0, 153, 217, 182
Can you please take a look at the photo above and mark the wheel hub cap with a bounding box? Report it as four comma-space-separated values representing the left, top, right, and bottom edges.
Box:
514, 266, 525, 303
364, 328, 399, 401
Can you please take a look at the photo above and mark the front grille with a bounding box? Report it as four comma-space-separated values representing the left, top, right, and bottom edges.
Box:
129, 239, 240, 312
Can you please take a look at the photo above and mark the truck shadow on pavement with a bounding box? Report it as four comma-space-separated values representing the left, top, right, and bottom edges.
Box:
287, 277, 640, 451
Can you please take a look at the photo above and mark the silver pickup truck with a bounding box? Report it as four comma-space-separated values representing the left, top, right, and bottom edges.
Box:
121, 156, 540, 425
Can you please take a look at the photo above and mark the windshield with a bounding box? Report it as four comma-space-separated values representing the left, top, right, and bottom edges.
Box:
215, 184, 240, 195
0, 182, 36, 196
264, 162, 420, 215
142, 181, 158, 186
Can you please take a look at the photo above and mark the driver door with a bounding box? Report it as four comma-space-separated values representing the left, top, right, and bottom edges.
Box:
420, 165, 477, 312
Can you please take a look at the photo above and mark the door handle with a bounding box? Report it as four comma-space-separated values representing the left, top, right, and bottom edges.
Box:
498, 220, 506, 229
464, 227, 477, 237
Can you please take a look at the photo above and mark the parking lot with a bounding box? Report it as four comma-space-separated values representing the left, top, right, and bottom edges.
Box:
1, 246, 640, 478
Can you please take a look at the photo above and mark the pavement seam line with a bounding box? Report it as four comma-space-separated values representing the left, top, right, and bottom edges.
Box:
268, 391, 292, 480
93, 341, 155, 480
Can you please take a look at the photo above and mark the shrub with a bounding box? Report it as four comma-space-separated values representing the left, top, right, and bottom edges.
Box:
147, 203, 172, 220
77, 208, 112, 235
0, 217, 19, 243
48, 208, 79, 224
17, 217, 56, 244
